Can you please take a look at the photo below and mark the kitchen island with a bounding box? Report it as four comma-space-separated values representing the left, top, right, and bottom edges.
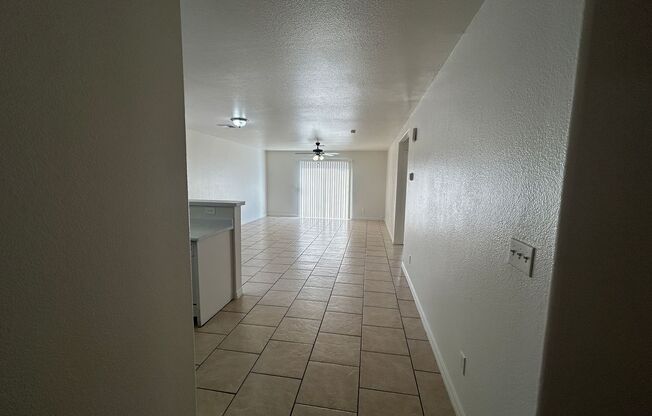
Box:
189, 200, 245, 326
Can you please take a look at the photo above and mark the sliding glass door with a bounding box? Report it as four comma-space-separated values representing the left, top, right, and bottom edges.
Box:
299, 160, 351, 219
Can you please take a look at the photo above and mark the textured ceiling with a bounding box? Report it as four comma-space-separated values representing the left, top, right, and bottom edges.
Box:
180, 0, 483, 150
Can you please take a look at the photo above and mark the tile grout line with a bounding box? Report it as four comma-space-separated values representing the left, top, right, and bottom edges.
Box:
356, 220, 367, 415
221, 224, 319, 414
291, 220, 348, 414
392, 245, 427, 416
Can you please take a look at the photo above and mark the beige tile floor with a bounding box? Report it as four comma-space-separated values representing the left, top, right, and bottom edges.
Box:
194, 217, 455, 416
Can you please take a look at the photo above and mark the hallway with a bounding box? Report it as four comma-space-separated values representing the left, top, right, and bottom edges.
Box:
194, 217, 453, 416
4, 1, 650, 415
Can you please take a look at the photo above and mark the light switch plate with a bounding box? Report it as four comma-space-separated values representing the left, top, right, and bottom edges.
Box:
508, 238, 535, 276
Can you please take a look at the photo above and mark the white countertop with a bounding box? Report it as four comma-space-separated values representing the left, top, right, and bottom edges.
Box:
189, 199, 246, 207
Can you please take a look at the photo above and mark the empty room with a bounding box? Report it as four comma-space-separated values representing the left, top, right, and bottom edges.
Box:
2, 1, 650, 416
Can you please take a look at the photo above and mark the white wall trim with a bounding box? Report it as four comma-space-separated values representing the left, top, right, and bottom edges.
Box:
241, 214, 267, 225
265, 214, 383, 221
401, 262, 466, 416
266, 213, 299, 218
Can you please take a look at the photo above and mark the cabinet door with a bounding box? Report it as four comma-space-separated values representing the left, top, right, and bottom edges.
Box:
196, 231, 234, 326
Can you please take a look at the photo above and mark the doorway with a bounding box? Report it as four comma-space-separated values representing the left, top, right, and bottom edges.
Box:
393, 133, 410, 244
299, 159, 351, 219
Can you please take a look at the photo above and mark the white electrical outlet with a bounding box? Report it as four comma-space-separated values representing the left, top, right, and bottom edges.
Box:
460, 351, 467, 376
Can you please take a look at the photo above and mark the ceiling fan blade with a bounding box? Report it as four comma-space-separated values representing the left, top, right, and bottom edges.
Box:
217, 124, 235, 128
324, 153, 339, 156
294, 152, 316, 154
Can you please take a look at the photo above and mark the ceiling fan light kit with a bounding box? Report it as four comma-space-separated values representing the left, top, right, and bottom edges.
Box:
296, 141, 339, 160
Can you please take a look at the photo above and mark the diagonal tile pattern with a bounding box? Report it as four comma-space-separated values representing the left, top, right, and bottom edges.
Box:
194, 217, 455, 415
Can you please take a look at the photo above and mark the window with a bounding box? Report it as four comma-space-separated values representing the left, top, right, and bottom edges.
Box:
299, 160, 351, 219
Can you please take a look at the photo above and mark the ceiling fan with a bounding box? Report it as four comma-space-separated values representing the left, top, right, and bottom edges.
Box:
295, 142, 339, 160
217, 117, 248, 128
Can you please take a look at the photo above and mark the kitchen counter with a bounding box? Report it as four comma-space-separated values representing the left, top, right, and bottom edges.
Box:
189, 199, 245, 326
189, 200, 245, 299
188, 199, 245, 207
190, 218, 233, 241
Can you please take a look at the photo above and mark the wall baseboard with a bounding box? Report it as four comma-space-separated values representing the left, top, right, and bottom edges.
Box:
265, 214, 384, 221
242, 214, 268, 225
266, 213, 299, 218
401, 263, 466, 416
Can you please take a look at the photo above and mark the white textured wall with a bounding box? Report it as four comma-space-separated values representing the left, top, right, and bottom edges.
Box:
539, 2, 652, 414
267, 151, 387, 219
186, 129, 267, 223
0, 1, 195, 414
384, 1, 584, 415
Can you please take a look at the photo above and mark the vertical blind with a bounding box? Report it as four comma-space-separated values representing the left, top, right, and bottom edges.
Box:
299, 160, 351, 219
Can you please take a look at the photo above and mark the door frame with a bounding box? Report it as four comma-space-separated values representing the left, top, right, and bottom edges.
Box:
393, 130, 411, 244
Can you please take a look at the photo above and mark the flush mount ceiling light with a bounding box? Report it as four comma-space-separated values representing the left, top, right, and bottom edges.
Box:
230, 117, 247, 128
217, 117, 248, 128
